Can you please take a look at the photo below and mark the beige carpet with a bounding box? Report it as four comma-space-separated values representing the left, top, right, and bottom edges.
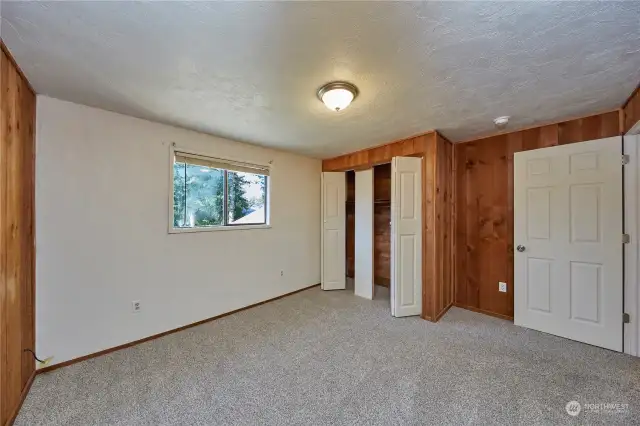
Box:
17, 285, 640, 425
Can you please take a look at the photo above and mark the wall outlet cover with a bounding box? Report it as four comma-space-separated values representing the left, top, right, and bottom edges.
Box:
132, 300, 141, 313
499, 282, 508, 293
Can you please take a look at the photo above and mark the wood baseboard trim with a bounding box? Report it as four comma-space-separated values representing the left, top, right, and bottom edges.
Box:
6, 371, 36, 426
37, 283, 320, 375
453, 303, 514, 321
434, 302, 454, 322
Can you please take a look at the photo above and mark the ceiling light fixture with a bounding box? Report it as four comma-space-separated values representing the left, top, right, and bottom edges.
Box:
493, 116, 510, 128
317, 81, 359, 112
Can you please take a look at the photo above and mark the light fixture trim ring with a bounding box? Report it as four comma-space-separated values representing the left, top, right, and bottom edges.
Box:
317, 81, 359, 103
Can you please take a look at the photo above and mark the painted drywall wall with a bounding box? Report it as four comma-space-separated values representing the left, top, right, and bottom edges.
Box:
35, 96, 321, 365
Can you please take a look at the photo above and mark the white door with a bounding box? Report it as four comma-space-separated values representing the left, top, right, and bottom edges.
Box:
322, 172, 346, 290
355, 169, 374, 299
514, 136, 623, 351
391, 157, 422, 317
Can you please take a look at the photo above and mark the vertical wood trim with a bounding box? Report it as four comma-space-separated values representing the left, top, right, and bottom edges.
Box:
0, 46, 7, 426
0, 44, 36, 426
0, 41, 36, 96
623, 82, 640, 134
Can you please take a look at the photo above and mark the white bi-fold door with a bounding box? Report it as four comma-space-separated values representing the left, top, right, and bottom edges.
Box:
354, 169, 374, 300
391, 157, 422, 317
321, 172, 346, 290
514, 137, 623, 351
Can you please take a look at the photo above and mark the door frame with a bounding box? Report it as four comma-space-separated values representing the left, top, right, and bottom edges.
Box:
624, 133, 640, 357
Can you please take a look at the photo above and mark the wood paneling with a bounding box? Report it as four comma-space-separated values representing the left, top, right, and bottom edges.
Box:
454, 111, 621, 320
322, 131, 434, 172
623, 83, 640, 133
432, 133, 455, 319
373, 164, 391, 286
1, 41, 36, 426
345, 171, 355, 278
323, 131, 442, 320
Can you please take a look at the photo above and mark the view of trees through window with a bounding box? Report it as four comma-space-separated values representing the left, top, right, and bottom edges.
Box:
173, 161, 267, 228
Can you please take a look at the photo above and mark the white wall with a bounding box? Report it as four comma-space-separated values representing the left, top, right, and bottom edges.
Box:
36, 96, 321, 365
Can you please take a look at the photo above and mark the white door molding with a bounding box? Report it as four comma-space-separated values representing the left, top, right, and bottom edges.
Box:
624, 134, 639, 356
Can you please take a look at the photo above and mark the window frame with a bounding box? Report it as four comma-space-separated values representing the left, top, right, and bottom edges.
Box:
168, 144, 271, 234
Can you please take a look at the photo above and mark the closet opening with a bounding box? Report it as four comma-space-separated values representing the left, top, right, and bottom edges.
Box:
345, 164, 391, 303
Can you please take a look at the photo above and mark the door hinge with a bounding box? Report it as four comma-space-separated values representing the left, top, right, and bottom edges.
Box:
623, 234, 631, 244
622, 154, 630, 165
623, 313, 630, 324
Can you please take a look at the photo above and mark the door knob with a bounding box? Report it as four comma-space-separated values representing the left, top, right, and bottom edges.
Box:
516, 245, 526, 252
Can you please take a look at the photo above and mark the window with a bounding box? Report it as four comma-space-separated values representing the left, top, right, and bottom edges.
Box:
171, 150, 269, 231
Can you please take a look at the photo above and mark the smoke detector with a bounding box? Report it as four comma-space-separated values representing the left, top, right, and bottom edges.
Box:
493, 116, 510, 128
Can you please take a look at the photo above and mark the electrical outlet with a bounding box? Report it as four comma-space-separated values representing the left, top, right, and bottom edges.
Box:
499, 282, 507, 293
132, 300, 141, 313
280, 270, 284, 277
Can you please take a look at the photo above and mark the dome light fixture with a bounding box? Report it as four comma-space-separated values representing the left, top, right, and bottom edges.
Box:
493, 116, 510, 128
317, 81, 359, 112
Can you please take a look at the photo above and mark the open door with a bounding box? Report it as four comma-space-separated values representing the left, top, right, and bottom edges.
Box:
390, 157, 422, 317
322, 172, 346, 290
355, 169, 374, 299
514, 137, 623, 351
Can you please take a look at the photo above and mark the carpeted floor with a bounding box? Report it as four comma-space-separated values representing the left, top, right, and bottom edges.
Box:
17, 285, 640, 425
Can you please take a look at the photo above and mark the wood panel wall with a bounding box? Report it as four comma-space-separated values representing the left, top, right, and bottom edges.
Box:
432, 133, 455, 320
345, 171, 355, 278
0, 42, 36, 426
623, 83, 640, 133
323, 131, 454, 321
346, 165, 392, 286
454, 110, 620, 320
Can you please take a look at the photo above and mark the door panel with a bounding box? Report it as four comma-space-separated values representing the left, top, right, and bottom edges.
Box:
355, 169, 374, 299
514, 136, 622, 351
391, 157, 422, 317
322, 172, 346, 290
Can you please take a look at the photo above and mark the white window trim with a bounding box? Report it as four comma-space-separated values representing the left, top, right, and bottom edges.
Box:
168, 143, 272, 234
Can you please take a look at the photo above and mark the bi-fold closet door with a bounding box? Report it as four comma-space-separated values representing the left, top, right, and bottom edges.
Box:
321, 157, 422, 318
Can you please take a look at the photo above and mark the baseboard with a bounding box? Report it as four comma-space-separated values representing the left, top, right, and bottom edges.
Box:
5, 371, 36, 426
38, 283, 320, 375
434, 302, 454, 322
453, 303, 514, 321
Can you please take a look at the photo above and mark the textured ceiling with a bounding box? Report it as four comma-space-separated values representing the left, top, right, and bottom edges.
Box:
2, 1, 639, 158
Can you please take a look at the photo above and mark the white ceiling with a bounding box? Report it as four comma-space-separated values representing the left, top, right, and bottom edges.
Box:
2, 1, 639, 158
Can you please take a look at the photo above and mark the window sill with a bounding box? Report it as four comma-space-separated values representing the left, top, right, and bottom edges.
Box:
169, 224, 271, 234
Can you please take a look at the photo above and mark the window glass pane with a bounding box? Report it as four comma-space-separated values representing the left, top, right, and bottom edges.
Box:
227, 171, 266, 225
175, 162, 224, 227
173, 162, 186, 227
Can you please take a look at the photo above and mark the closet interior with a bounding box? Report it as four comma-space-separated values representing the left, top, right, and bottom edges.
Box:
345, 163, 391, 296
